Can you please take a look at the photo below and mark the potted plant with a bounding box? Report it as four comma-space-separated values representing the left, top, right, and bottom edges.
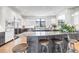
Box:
60, 23, 76, 32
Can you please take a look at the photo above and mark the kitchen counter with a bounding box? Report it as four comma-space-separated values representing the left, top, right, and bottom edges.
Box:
16, 31, 79, 37
16, 31, 79, 53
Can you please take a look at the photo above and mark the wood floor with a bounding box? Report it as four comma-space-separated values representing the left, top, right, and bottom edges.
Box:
0, 36, 79, 53
0, 36, 27, 53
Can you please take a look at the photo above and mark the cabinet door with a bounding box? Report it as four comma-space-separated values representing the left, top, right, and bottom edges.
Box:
0, 32, 5, 45
27, 36, 39, 53
0, 37, 3, 45
5, 29, 14, 43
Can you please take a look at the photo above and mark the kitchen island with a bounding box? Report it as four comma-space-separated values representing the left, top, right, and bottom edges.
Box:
16, 31, 79, 53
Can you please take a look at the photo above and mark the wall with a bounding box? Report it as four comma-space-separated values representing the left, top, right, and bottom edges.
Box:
0, 7, 23, 42
22, 16, 57, 28
72, 7, 79, 31
56, 9, 73, 25
56, 7, 79, 31
0, 7, 5, 32
0, 6, 23, 32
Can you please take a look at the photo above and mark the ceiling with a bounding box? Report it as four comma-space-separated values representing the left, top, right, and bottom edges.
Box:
9, 6, 75, 17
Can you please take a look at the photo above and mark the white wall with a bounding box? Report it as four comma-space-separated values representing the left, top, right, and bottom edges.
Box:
56, 9, 73, 25
0, 7, 5, 32
72, 7, 79, 31
56, 7, 79, 31
22, 16, 57, 28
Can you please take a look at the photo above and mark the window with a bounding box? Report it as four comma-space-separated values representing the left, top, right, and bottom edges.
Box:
57, 15, 65, 20
36, 18, 46, 27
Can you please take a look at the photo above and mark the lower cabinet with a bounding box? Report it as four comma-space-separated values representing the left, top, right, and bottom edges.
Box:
0, 32, 5, 45
5, 29, 14, 43
27, 36, 39, 53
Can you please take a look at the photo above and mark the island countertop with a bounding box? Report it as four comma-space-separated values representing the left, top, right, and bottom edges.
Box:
16, 31, 79, 37
15, 31, 79, 53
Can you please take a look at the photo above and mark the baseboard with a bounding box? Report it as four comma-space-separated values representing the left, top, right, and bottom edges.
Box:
0, 36, 20, 47
0, 39, 14, 47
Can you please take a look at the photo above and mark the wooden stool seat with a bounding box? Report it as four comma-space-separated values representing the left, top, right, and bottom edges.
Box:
12, 43, 28, 53
39, 39, 49, 46
55, 41, 63, 44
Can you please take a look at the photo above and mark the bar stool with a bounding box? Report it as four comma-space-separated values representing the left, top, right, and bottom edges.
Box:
12, 43, 28, 53
39, 39, 49, 53
54, 40, 63, 53
67, 39, 78, 53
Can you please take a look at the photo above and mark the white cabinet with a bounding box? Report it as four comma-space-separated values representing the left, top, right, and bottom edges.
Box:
5, 29, 14, 42
5, 20, 14, 43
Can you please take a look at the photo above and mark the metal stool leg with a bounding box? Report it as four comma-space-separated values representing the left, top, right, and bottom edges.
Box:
46, 45, 49, 53
55, 44, 63, 53
41, 45, 49, 53
59, 44, 63, 53
41, 45, 45, 53
55, 44, 59, 52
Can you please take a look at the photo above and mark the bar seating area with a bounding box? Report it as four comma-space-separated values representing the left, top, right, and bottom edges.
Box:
54, 40, 63, 53
50, 38, 64, 53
